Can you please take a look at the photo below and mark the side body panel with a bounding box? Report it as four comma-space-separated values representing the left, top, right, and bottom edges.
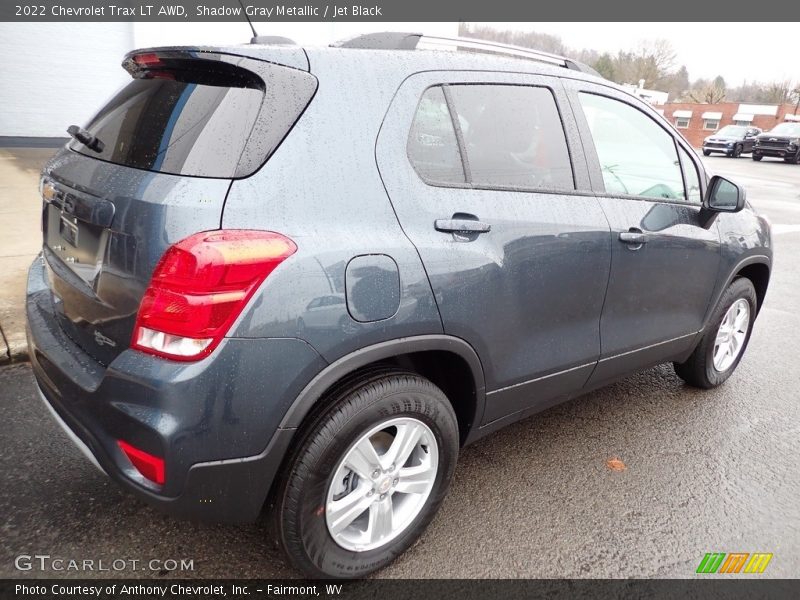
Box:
221, 49, 443, 362
376, 71, 612, 425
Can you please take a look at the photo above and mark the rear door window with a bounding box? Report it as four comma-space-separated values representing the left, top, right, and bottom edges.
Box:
407, 84, 575, 192
448, 85, 575, 191
70, 58, 316, 178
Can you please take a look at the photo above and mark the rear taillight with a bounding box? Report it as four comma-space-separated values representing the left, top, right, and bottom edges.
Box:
131, 230, 296, 361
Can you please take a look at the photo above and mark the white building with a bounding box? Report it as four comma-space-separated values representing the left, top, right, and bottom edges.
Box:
622, 79, 669, 106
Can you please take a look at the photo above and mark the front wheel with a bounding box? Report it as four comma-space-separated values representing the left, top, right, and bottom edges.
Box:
674, 278, 757, 389
702, 149, 711, 156
752, 154, 763, 161
273, 370, 459, 578
733, 144, 743, 158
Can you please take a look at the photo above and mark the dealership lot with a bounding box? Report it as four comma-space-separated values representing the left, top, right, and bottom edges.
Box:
0, 153, 798, 578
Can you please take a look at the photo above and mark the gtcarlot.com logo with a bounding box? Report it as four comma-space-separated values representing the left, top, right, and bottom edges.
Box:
14, 554, 194, 573
696, 552, 773, 574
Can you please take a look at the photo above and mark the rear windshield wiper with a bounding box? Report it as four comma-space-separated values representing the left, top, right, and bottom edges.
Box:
67, 125, 105, 153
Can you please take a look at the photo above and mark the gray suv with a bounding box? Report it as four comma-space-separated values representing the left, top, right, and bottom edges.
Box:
26, 33, 772, 578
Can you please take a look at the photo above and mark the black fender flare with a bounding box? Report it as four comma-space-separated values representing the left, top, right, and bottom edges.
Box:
703, 254, 771, 328
278, 334, 486, 431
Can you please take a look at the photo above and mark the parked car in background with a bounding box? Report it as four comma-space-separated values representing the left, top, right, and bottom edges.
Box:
752, 122, 800, 163
702, 125, 761, 158
27, 33, 772, 579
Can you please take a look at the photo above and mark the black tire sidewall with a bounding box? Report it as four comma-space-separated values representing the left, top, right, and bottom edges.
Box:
278, 376, 459, 578
701, 279, 757, 386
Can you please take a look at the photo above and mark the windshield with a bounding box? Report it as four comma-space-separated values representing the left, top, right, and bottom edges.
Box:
768, 123, 800, 136
715, 125, 747, 137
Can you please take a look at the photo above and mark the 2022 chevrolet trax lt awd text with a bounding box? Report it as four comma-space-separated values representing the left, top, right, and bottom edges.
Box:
27, 34, 772, 578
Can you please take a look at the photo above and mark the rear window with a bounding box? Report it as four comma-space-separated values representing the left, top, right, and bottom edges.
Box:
70, 57, 316, 178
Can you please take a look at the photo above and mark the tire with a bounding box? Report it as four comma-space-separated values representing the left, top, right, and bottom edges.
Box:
733, 144, 742, 158
702, 149, 711, 156
752, 154, 762, 161
674, 278, 757, 389
273, 370, 459, 578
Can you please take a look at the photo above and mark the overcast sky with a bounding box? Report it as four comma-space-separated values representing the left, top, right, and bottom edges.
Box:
131, 22, 798, 88
485, 22, 798, 86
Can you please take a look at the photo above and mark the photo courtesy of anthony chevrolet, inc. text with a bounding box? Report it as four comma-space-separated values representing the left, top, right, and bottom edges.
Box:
0, 0, 798, 598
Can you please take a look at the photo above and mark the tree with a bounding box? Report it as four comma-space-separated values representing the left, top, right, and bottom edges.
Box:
593, 53, 616, 81
687, 76, 727, 103
727, 79, 799, 104
661, 65, 690, 100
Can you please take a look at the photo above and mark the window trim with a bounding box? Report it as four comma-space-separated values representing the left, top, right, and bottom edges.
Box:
674, 117, 690, 129
406, 82, 577, 195
405, 85, 468, 186
703, 119, 720, 131
676, 143, 702, 206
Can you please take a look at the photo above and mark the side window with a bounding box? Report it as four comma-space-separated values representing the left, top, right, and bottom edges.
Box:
578, 92, 686, 202
678, 146, 702, 204
407, 87, 466, 185
448, 85, 574, 191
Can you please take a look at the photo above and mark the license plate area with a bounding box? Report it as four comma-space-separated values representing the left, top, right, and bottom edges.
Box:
59, 215, 79, 247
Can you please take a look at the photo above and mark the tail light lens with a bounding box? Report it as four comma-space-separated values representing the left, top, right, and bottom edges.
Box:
118, 440, 165, 485
132, 230, 296, 361
133, 53, 163, 67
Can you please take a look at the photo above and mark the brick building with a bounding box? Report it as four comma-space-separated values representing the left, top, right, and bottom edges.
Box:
656, 102, 800, 147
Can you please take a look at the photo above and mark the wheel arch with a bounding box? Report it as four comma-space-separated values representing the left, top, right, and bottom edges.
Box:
709, 255, 771, 322
734, 261, 770, 313
279, 335, 487, 446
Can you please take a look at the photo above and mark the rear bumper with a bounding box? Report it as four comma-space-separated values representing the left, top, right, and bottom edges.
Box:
26, 255, 326, 522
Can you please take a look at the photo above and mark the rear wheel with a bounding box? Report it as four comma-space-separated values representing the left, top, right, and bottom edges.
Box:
674, 278, 757, 389
733, 144, 742, 158
273, 370, 459, 578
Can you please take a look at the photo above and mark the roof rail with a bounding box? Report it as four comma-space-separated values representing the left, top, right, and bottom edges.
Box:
332, 32, 600, 77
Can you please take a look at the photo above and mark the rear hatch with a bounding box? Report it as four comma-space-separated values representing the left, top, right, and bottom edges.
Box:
40, 48, 316, 365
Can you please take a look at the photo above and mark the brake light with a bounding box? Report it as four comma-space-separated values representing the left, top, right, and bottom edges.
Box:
132, 230, 296, 361
133, 53, 162, 67
118, 440, 165, 485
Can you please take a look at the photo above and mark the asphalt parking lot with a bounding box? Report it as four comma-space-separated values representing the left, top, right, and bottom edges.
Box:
1, 153, 798, 579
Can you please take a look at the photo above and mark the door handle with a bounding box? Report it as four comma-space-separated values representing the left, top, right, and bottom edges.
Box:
619, 229, 648, 245
434, 218, 491, 234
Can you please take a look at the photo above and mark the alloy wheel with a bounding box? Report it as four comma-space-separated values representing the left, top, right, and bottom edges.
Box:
325, 417, 438, 552
713, 298, 750, 372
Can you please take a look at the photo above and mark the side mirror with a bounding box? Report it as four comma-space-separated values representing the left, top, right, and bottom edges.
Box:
703, 175, 746, 214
